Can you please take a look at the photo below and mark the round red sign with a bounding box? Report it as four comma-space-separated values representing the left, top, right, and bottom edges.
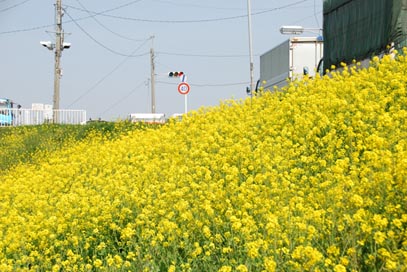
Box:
177, 82, 190, 95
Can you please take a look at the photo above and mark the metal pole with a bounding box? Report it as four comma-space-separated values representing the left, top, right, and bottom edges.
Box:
184, 94, 187, 114
247, 0, 255, 94
53, 0, 63, 122
150, 36, 156, 113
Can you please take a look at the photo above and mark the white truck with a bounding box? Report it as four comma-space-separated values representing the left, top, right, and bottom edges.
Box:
260, 36, 323, 90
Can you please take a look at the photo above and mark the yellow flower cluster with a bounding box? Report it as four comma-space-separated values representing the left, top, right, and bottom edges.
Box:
1, 51, 407, 271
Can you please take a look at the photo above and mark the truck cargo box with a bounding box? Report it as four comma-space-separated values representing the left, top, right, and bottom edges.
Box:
260, 37, 323, 90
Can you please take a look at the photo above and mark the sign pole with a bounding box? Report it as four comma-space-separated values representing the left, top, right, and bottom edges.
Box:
185, 94, 188, 113
177, 82, 190, 114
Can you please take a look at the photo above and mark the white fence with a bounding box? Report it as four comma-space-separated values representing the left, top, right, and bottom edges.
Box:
128, 113, 166, 124
0, 108, 86, 127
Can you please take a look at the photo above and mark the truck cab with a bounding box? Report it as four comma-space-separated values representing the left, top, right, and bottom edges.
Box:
0, 98, 20, 126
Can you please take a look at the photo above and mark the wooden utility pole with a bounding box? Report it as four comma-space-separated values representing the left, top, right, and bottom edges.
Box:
150, 36, 156, 113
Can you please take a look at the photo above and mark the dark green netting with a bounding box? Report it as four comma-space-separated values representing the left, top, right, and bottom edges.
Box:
323, 0, 407, 70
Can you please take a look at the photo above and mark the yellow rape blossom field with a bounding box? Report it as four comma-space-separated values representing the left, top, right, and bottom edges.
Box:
1, 51, 407, 271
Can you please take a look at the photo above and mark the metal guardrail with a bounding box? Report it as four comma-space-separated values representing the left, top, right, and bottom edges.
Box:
0, 108, 86, 127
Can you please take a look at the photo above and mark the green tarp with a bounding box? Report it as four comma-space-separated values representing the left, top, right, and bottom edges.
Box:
323, 0, 407, 70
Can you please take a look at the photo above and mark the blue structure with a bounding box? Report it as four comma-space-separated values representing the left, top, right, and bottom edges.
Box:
0, 98, 19, 126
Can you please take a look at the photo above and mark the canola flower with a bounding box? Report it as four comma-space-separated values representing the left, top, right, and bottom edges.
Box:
0, 122, 154, 173
0, 125, 51, 171
0, 51, 407, 271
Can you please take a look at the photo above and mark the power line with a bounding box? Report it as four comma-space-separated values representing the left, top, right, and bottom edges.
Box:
0, 23, 55, 35
0, 0, 32, 13
67, 38, 151, 108
291, 9, 322, 25
72, 0, 145, 41
157, 51, 260, 58
192, 82, 249, 87
142, 0, 283, 11
0, 0, 145, 35
98, 80, 146, 117
64, 9, 149, 57
67, 0, 308, 24
156, 81, 248, 87
1, 0, 309, 35
66, 0, 146, 18
74, 0, 146, 15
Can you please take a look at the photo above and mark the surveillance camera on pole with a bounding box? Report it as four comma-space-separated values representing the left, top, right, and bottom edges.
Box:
62, 42, 71, 50
40, 41, 55, 50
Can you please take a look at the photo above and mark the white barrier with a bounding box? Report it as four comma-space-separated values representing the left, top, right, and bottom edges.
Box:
0, 108, 86, 127
128, 113, 166, 124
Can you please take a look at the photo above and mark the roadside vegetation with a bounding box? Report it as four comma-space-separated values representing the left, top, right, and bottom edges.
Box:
0, 51, 406, 271
0, 121, 161, 172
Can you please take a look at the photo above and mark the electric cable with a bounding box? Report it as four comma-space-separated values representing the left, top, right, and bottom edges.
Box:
144, 0, 278, 11
67, 38, 151, 108
191, 82, 249, 87
0, 0, 144, 35
1, 0, 309, 35
157, 51, 259, 58
156, 81, 249, 87
0, 23, 54, 35
291, 10, 323, 25
0, 0, 32, 13
66, 0, 308, 24
64, 9, 149, 57
67, 0, 146, 18
73, 0, 145, 41
98, 80, 145, 117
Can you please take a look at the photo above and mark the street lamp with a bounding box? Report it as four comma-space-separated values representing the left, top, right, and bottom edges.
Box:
280, 25, 322, 35
247, 0, 255, 95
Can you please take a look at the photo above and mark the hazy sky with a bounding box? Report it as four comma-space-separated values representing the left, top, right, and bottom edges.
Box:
0, 0, 322, 121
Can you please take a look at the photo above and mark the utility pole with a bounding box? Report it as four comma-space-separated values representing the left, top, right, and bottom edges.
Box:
41, 0, 70, 123
150, 36, 156, 113
247, 0, 255, 94
54, 0, 63, 118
